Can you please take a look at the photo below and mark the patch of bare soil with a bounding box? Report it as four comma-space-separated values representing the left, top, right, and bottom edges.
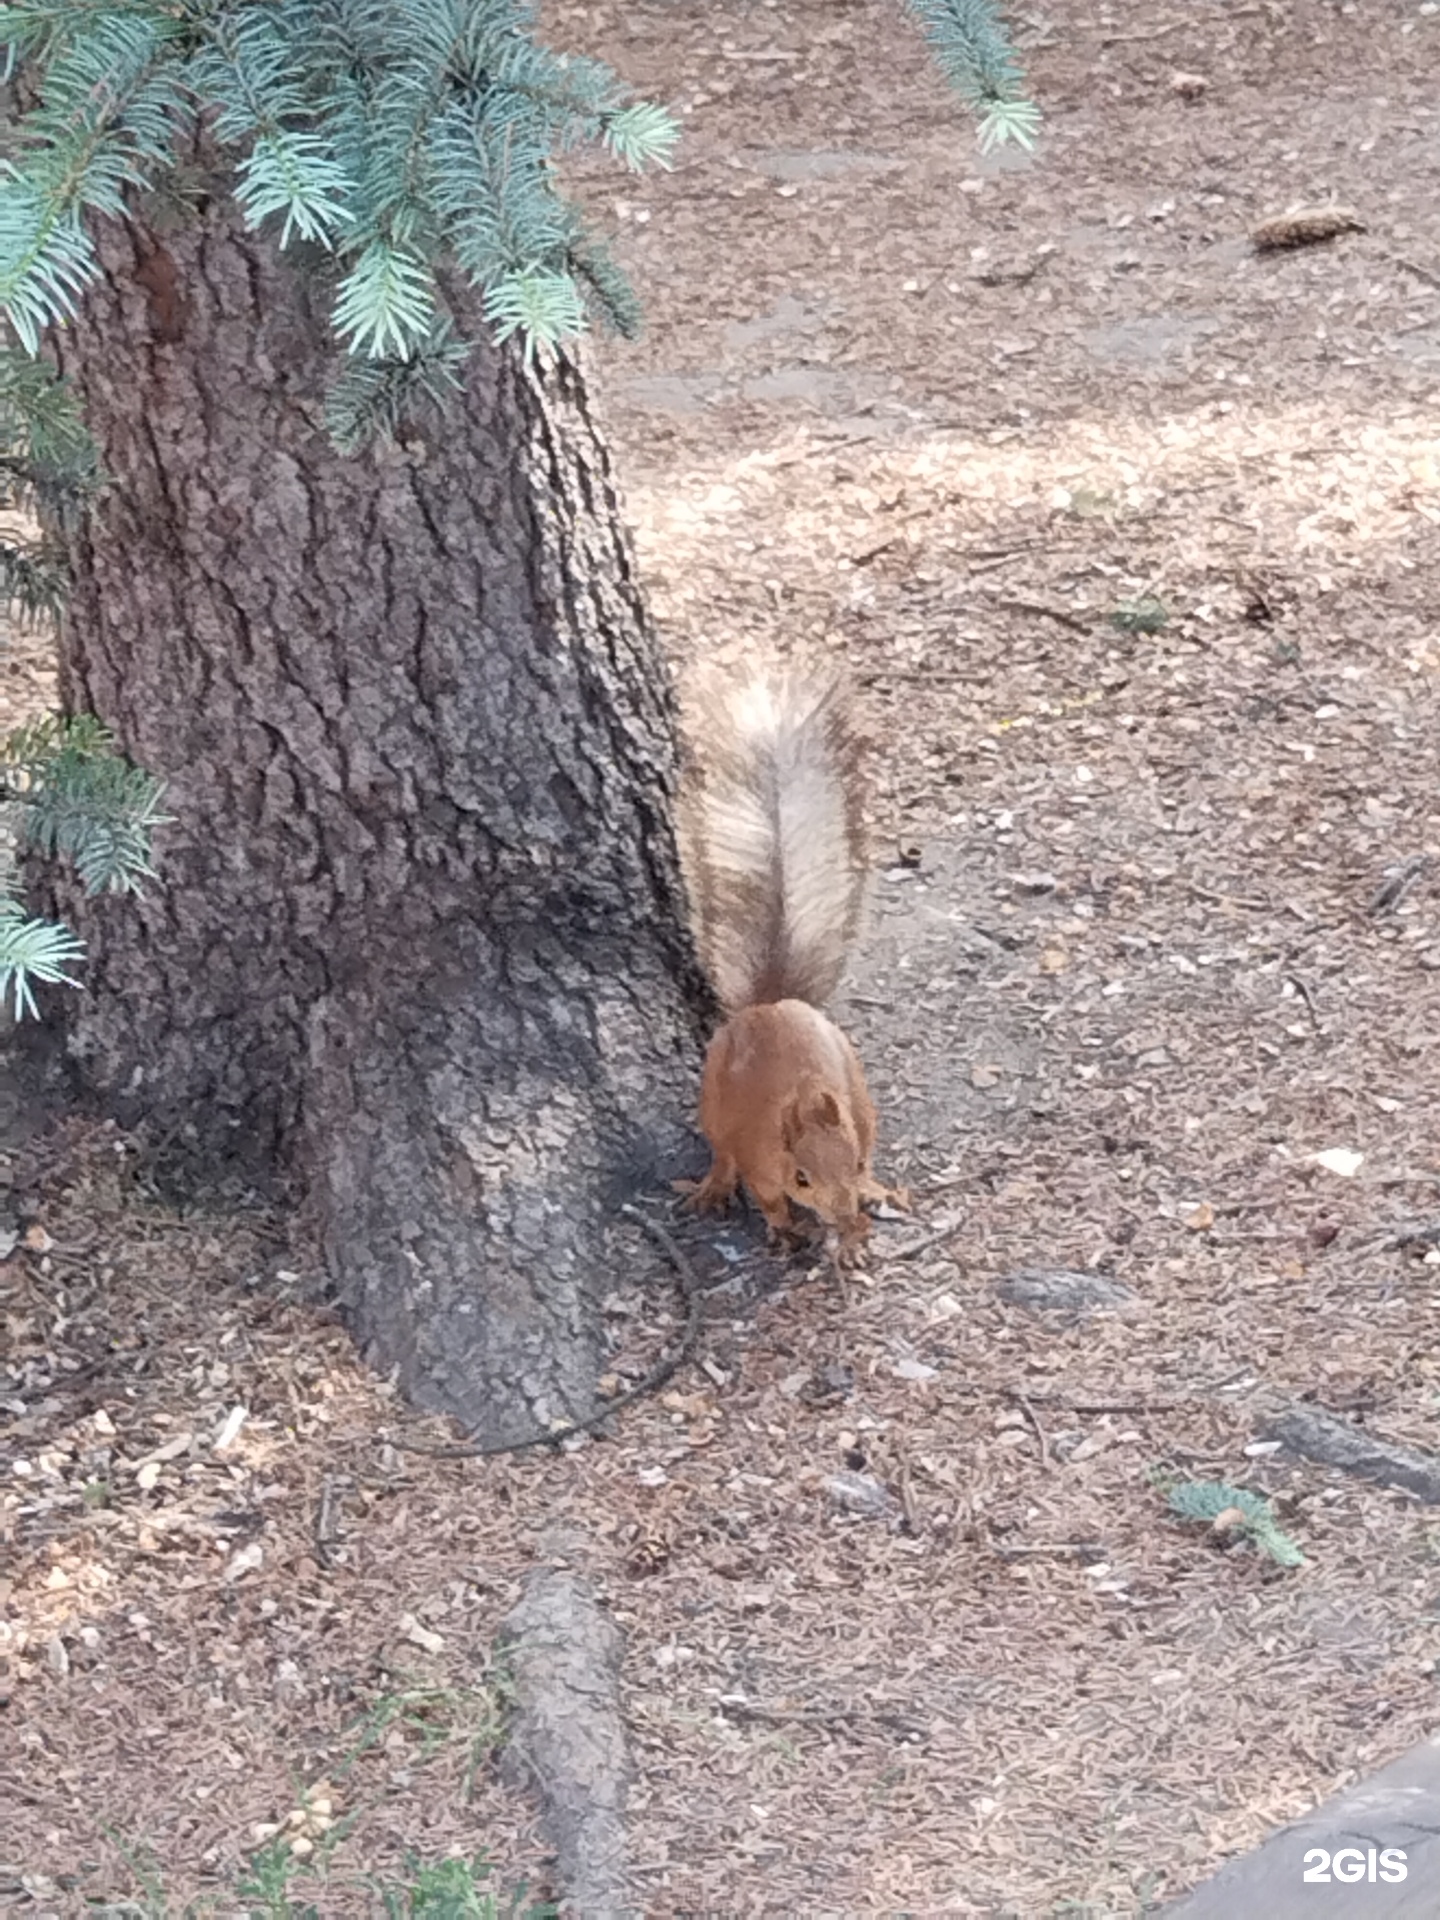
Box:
6, 0, 1440, 1913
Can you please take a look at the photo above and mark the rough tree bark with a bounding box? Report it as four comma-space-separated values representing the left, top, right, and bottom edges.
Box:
499, 1556, 632, 1912
41, 189, 711, 1436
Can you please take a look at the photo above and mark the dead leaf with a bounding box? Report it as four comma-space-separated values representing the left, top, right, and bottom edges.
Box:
1184, 1202, 1215, 1233
398, 1612, 444, 1654
222, 1541, 264, 1583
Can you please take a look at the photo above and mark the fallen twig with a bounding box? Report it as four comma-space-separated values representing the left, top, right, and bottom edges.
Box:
313, 1473, 339, 1567
1282, 972, 1322, 1032
1011, 1391, 1051, 1467
887, 1217, 966, 1262
986, 594, 1092, 634
1005, 1389, 1197, 1415
989, 1539, 1104, 1561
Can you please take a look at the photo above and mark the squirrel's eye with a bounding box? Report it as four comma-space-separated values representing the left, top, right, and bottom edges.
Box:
794, 1169, 811, 1188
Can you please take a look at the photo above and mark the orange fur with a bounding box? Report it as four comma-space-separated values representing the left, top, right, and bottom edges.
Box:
678, 673, 907, 1265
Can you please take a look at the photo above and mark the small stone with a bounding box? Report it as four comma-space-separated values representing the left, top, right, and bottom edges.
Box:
996, 1268, 1138, 1313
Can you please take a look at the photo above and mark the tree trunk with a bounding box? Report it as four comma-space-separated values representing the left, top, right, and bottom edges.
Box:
41, 191, 710, 1436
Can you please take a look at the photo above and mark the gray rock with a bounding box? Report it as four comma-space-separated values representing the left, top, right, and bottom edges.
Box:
996, 1268, 1138, 1312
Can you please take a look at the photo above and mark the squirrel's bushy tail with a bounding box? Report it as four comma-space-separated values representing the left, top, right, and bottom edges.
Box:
679, 670, 868, 1012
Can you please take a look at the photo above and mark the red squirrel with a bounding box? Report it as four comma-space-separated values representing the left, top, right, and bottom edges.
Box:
677, 671, 908, 1265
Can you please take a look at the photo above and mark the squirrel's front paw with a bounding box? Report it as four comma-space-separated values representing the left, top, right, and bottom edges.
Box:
828, 1212, 872, 1271
831, 1239, 870, 1274
860, 1177, 911, 1214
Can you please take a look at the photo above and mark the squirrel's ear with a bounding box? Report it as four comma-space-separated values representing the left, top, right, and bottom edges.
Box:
810, 1090, 843, 1129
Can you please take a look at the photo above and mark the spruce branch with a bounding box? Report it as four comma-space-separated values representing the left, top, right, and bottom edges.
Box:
0, 902, 85, 1018
565, 226, 642, 339
1, 0, 1027, 453
1, 0, 682, 389
0, 714, 167, 1021
186, 5, 311, 147
3, 713, 169, 896
0, 189, 100, 354
234, 131, 355, 249
903, 0, 1039, 146
0, 0, 174, 67
323, 315, 469, 453
602, 101, 679, 173
0, 11, 189, 348
1162, 1476, 1307, 1569
483, 265, 585, 357
427, 103, 569, 286
0, 532, 70, 625
333, 237, 437, 358
977, 96, 1042, 153
0, 351, 101, 525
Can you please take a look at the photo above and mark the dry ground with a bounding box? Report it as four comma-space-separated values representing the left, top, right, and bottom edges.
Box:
6, 0, 1440, 1913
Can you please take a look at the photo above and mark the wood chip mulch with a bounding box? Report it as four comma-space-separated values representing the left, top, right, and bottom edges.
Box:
7, 0, 1440, 1911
